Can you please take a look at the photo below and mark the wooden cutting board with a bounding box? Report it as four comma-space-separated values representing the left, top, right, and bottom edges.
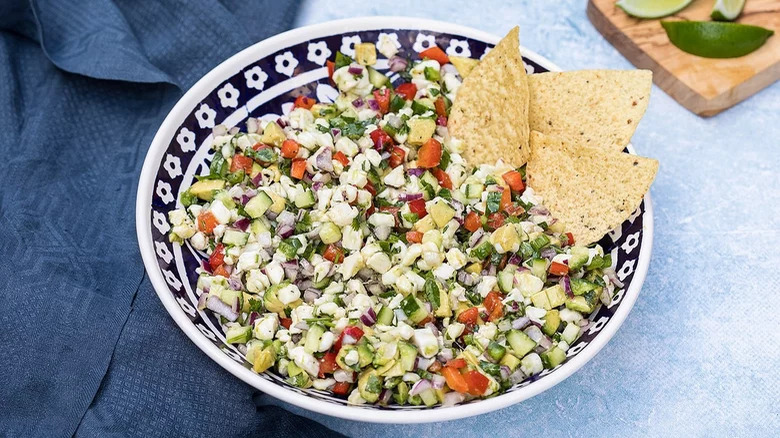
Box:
587, 0, 780, 117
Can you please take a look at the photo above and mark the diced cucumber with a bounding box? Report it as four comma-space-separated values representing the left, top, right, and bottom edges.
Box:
318, 222, 342, 244
542, 310, 561, 336
406, 118, 436, 145
540, 346, 567, 369
218, 288, 242, 309
463, 183, 484, 199
561, 323, 581, 344
568, 246, 590, 270
400, 295, 428, 324
420, 171, 441, 195
367, 67, 388, 88
312, 276, 331, 290
498, 267, 515, 293
189, 179, 225, 201
398, 341, 418, 372
486, 341, 507, 361
411, 98, 435, 115
245, 191, 273, 218
545, 285, 567, 308
419, 388, 438, 407
570, 278, 600, 296
376, 305, 394, 325
222, 229, 248, 246
250, 219, 269, 236
294, 189, 315, 208
565, 296, 594, 313
530, 258, 548, 281
506, 329, 536, 357
225, 325, 252, 344
304, 323, 326, 353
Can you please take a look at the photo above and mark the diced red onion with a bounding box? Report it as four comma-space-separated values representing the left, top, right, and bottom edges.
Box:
206, 295, 238, 321
234, 218, 250, 232
529, 205, 550, 216
277, 224, 294, 239
367, 99, 380, 111
437, 348, 454, 363
197, 293, 208, 310
441, 391, 465, 407
577, 318, 590, 327
431, 374, 446, 389
388, 56, 408, 72
507, 254, 523, 266
352, 97, 364, 108
299, 258, 314, 276
248, 312, 259, 325
538, 335, 552, 350
509, 301, 521, 313
399, 193, 423, 201
312, 181, 324, 191
524, 325, 544, 343
212, 124, 227, 136
276, 118, 287, 128
457, 270, 477, 286
605, 267, 624, 288
228, 276, 243, 291
560, 276, 573, 298
348, 65, 363, 75
380, 150, 391, 160
407, 167, 425, 177
367, 283, 384, 295
512, 316, 530, 330
409, 379, 431, 396
540, 247, 557, 261
378, 389, 392, 405
469, 229, 485, 247
509, 369, 526, 385
303, 288, 320, 303
282, 260, 299, 281
316, 148, 333, 172
360, 307, 377, 326
416, 357, 434, 371
484, 264, 497, 277
251, 172, 262, 186
499, 365, 511, 380
424, 322, 440, 337
331, 128, 341, 139
241, 190, 257, 205
277, 210, 296, 226
342, 292, 356, 306
334, 369, 354, 382
436, 115, 447, 126
201, 260, 213, 274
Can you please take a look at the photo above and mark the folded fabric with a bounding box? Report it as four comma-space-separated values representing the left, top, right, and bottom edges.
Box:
0, 0, 341, 436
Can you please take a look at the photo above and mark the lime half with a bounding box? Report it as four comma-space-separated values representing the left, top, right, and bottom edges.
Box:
616, 0, 693, 19
661, 21, 774, 58
711, 0, 745, 21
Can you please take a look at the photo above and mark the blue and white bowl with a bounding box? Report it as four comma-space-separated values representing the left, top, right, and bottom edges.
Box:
136, 16, 653, 423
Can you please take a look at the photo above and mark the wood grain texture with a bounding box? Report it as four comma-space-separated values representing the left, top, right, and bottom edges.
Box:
587, 0, 779, 116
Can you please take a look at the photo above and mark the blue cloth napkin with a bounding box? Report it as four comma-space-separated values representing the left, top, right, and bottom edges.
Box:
0, 1, 342, 436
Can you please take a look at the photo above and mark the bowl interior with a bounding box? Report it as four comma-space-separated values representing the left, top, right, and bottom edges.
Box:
137, 17, 651, 423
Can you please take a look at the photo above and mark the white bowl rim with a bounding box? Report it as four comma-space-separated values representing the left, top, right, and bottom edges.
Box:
136, 15, 654, 424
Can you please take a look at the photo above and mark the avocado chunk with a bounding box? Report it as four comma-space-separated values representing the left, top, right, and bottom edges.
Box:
429, 200, 455, 228
189, 179, 225, 201
262, 121, 286, 147
406, 118, 436, 145
542, 310, 561, 336
449, 56, 479, 78
357, 369, 383, 403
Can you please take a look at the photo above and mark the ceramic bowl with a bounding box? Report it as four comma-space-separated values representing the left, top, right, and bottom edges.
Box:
136, 16, 653, 423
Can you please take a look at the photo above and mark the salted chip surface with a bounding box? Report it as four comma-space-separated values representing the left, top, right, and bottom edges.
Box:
526, 131, 658, 245
449, 26, 530, 167
528, 70, 652, 152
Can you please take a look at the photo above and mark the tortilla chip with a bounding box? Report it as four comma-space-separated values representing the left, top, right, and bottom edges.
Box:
528, 70, 652, 152
449, 26, 530, 167
526, 131, 658, 245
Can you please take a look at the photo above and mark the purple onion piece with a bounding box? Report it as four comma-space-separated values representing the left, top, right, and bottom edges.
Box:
276, 118, 287, 128
348, 65, 363, 75
507, 254, 523, 266
316, 148, 333, 172
234, 218, 250, 232
206, 296, 238, 321
499, 365, 511, 380
331, 128, 341, 138
512, 316, 530, 330
282, 260, 299, 281
431, 374, 446, 390
197, 293, 208, 310
228, 276, 243, 290
388, 56, 408, 72
560, 276, 573, 298
312, 181, 324, 191
407, 167, 425, 177
352, 97, 364, 108
303, 288, 320, 303
277, 224, 294, 239
201, 260, 213, 274
399, 193, 423, 202
367, 99, 380, 111
457, 270, 477, 286
409, 379, 432, 396
248, 312, 259, 325
540, 247, 557, 261
360, 307, 377, 326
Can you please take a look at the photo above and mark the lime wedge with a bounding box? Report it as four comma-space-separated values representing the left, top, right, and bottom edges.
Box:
711, 0, 745, 21
661, 21, 774, 58
616, 0, 693, 19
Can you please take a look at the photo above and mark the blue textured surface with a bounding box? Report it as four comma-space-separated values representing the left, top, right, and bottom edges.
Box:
266, 1, 779, 436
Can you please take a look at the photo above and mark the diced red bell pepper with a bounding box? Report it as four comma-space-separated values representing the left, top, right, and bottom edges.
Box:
318, 351, 339, 378
369, 128, 394, 151
464, 370, 489, 396
434, 97, 447, 118
500, 188, 512, 212
431, 168, 453, 189
290, 158, 306, 179
230, 154, 254, 173
566, 232, 575, 245
395, 82, 417, 100
445, 358, 467, 369
457, 307, 479, 325
333, 151, 349, 167
293, 95, 316, 110
213, 264, 230, 278
417, 138, 442, 168
197, 211, 218, 234
406, 231, 423, 243
549, 261, 569, 276
373, 88, 391, 114
331, 381, 351, 395
379, 205, 401, 226
464, 211, 481, 232
486, 212, 505, 230
502, 170, 525, 192
408, 198, 427, 219
209, 243, 225, 269
442, 366, 469, 394
419, 46, 449, 65
334, 326, 364, 351
323, 244, 344, 264
280, 139, 300, 159
389, 146, 406, 168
